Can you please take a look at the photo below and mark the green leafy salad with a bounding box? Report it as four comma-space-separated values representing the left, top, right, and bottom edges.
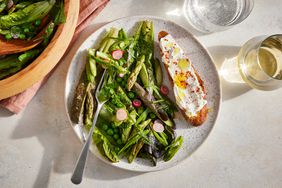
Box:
0, 0, 65, 80
71, 21, 183, 165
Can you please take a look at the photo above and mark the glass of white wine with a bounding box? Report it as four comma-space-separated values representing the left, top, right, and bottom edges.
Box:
220, 34, 282, 91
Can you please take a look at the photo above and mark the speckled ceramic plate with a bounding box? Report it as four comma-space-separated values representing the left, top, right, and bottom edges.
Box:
65, 16, 221, 172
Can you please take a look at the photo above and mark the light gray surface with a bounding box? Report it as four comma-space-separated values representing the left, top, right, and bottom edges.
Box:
0, 0, 281, 187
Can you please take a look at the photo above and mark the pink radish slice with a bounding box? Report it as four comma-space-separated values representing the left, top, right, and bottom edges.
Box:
111, 50, 124, 60
116, 109, 127, 121
153, 120, 164, 133
160, 85, 169, 95
132, 99, 142, 108
118, 73, 125, 77
7, 0, 14, 9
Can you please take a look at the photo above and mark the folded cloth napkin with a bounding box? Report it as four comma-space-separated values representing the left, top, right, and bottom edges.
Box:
0, 0, 109, 114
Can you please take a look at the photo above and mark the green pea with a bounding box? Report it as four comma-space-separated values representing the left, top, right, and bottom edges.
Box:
114, 147, 120, 153
117, 77, 122, 83
106, 129, 114, 136
111, 98, 117, 104
101, 124, 108, 131
117, 139, 122, 145
121, 80, 126, 87
116, 103, 123, 108
149, 113, 156, 119
113, 128, 119, 133
137, 106, 144, 114
19, 34, 26, 39
113, 134, 119, 140
23, 28, 30, 33
5, 33, 12, 40
128, 91, 135, 99
34, 19, 41, 26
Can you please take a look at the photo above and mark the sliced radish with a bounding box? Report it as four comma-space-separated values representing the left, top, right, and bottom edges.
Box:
118, 73, 125, 77
111, 50, 124, 60
153, 120, 164, 133
116, 109, 128, 121
7, 0, 14, 9
160, 85, 169, 95
132, 99, 142, 108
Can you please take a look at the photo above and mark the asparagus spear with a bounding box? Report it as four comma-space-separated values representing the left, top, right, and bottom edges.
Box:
126, 115, 152, 162
71, 82, 87, 123
118, 28, 127, 40
0, 49, 42, 79
128, 140, 144, 163
127, 55, 145, 90
125, 23, 142, 68
136, 21, 156, 94
0, 54, 20, 71
133, 82, 175, 127
84, 84, 95, 126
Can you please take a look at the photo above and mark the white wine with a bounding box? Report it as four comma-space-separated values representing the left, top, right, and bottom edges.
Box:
238, 35, 282, 90
259, 37, 282, 79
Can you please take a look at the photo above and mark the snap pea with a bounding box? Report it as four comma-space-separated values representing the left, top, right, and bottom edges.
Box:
153, 58, 163, 87
94, 51, 128, 73
121, 110, 137, 143
118, 129, 149, 155
163, 136, 183, 161
152, 129, 168, 147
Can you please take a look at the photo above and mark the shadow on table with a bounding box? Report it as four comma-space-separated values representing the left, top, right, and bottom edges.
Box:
0, 107, 14, 117
9, 23, 141, 188
208, 45, 252, 102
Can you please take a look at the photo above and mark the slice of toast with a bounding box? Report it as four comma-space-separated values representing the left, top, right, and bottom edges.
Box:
158, 31, 208, 126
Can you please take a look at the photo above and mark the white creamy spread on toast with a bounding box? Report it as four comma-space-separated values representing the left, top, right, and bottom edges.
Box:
159, 34, 207, 117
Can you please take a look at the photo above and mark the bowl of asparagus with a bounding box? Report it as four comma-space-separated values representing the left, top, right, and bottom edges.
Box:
0, 0, 79, 99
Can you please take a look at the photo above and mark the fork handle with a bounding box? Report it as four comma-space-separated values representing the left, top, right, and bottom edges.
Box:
71, 103, 103, 184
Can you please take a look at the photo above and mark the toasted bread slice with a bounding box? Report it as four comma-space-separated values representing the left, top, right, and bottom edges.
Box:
158, 31, 208, 126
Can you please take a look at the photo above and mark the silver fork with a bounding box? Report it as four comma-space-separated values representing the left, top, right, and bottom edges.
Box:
71, 70, 108, 184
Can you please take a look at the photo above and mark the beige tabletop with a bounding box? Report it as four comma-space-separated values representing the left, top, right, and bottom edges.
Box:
0, 0, 282, 187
